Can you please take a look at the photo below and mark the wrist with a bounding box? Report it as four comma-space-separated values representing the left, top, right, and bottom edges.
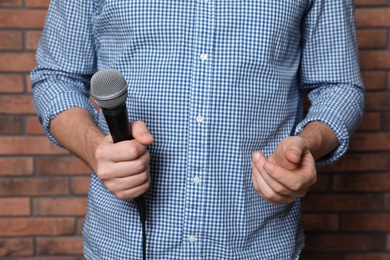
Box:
298, 121, 338, 161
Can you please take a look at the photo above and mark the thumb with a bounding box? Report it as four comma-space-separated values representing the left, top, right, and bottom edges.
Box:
272, 136, 307, 171
130, 121, 154, 145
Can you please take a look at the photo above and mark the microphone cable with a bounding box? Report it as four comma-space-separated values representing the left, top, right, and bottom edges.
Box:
135, 197, 147, 260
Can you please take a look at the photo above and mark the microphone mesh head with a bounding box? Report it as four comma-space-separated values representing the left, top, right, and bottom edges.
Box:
90, 69, 128, 109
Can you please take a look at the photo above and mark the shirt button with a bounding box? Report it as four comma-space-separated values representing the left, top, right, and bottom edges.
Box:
188, 235, 197, 243
193, 176, 201, 184
196, 115, 204, 123
200, 54, 208, 61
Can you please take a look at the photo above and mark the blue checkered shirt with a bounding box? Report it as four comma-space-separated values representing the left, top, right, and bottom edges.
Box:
32, 0, 364, 259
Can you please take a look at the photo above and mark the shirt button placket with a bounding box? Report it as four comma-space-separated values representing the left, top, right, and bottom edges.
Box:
185, 0, 214, 257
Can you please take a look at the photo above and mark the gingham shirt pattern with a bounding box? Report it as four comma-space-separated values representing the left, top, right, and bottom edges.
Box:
32, 0, 364, 259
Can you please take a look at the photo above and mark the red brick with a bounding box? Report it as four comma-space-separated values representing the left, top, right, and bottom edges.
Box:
301, 194, 382, 212
26, 116, 45, 134
359, 51, 390, 69
361, 71, 386, 90
36, 157, 91, 175
0, 10, 47, 29
26, 74, 33, 93
71, 177, 90, 195
25, 0, 50, 8
388, 234, 390, 250
0, 178, 68, 196
346, 254, 390, 260
77, 217, 85, 235
0, 74, 24, 93
0, 53, 37, 72
0, 218, 75, 236
388, 72, 390, 89
0, 116, 23, 134
25, 30, 42, 50
0, 31, 22, 50
355, 9, 390, 28
0, 198, 30, 216
385, 113, 390, 130
365, 92, 390, 111
7, 256, 80, 260
0, 95, 35, 114
342, 213, 390, 231
354, 0, 389, 6
301, 213, 339, 231
0, 238, 33, 256
356, 112, 381, 131
308, 173, 328, 192
318, 154, 389, 172
33, 198, 88, 216
334, 174, 390, 192
37, 237, 83, 255
0, 0, 22, 7
0, 137, 68, 155
304, 234, 384, 252
383, 194, 390, 210
350, 133, 390, 151
300, 253, 343, 260
0, 157, 34, 176
357, 30, 388, 48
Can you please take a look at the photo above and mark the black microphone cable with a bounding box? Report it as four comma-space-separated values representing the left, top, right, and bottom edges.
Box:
91, 69, 147, 260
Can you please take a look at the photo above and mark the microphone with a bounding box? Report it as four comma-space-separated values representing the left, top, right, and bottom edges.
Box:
90, 68, 147, 259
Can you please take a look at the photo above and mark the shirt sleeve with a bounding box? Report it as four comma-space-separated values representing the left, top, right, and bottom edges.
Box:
31, 0, 98, 146
295, 0, 365, 165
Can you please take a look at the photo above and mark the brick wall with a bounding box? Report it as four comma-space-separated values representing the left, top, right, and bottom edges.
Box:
0, 0, 389, 259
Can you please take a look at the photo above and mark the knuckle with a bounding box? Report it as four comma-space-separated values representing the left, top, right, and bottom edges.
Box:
262, 190, 276, 201
129, 144, 143, 157
291, 181, 303, 192
96, 166, 112, 180
95, 146, 108, 160
134, 157, 148, 172
273, 185, 285, 195
143, 171, 150, 184
104, 181, 115, 192
115, 192, 127, 200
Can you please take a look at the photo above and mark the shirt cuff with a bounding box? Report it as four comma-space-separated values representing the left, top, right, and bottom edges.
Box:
294, 115, 349, 166
40, 91, 98, 147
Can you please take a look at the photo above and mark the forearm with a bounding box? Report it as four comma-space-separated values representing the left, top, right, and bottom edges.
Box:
298, 121, 339, 161
50, 107, 105, 171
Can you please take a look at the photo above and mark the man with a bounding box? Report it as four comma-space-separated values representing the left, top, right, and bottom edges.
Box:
31, 0, 364, 259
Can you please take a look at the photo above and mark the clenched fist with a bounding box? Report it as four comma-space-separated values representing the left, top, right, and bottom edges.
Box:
95, 121, 154, 200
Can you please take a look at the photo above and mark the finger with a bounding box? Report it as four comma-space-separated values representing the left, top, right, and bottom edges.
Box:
104, 169, 149, 192
259, 162, 298, 197
272, 137, 307, 171
252, 151, 268, 173
265, 161, 314, 198
252, 170, 293, 205
114, 181, 150, 201
252, 152, 293, 205
97, 152, 150, 179
131, 121, 154, 145
96, 138, 147, 162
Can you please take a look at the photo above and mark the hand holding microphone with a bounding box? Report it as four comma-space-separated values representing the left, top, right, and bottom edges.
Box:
90, 69, 153, 205
94, 122, 153, 201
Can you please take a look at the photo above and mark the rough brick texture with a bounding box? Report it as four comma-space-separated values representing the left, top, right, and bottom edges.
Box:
0, 1, 389, 259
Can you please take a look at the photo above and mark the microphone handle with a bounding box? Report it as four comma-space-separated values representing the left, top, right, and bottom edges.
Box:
102, 104, 146, 222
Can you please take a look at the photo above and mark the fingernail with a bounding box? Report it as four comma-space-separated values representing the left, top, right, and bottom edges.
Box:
264, 163, 273, 173
252, 152, 260, 162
